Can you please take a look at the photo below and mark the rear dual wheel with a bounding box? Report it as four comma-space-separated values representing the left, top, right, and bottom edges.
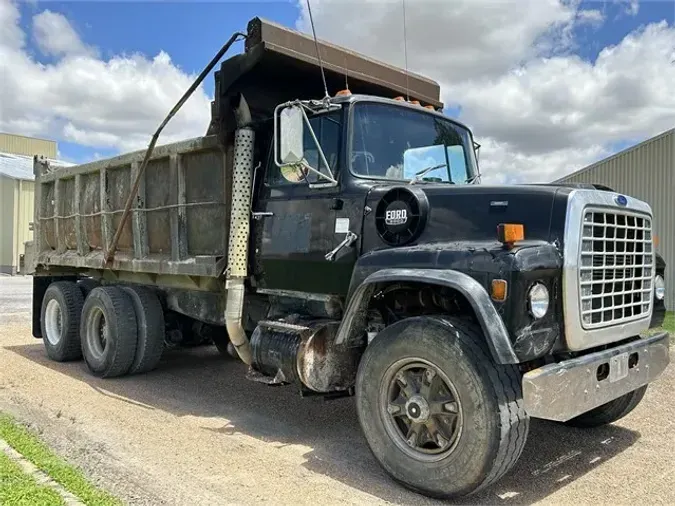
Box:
80, 285, 165, 377
41, 281, 164, 377
80, 286, 138, 378
40, 281, 84, 362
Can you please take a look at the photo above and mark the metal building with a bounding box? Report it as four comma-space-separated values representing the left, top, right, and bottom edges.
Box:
0, 134, 71, 274
555, 128, 674, 310
0, 133, 57, 159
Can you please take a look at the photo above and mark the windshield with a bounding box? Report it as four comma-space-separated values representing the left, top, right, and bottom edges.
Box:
350, 102, 478, 183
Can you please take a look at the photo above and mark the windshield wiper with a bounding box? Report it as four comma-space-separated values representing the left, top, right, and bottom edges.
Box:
410, 163, 446, 184
465, 174, 481, 184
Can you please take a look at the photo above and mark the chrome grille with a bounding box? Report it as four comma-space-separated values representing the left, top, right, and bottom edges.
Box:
579, 209, 653, 329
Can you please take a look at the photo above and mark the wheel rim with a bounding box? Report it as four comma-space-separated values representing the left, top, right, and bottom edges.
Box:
86, 307, 108, 360
379, 358, 463, 462
44, 299, 63, 345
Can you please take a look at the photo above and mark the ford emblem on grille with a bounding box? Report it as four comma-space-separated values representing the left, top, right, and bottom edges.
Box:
615, 194, 628, 206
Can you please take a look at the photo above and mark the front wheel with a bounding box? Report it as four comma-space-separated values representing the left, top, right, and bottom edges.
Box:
356, 316, 529, 499
563, 386, 647, 428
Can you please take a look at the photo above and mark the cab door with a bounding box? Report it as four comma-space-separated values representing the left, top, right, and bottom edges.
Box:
252, 109, 354, 295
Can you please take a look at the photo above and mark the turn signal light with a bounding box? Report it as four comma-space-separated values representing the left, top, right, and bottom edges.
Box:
335, 89, 352, 96
394, 96, 405, 101
410, 100, 421, 105
491, 279, 508, 301
424, 105, 435, 110
497, 223, 525, 245
654, 235, 660, 247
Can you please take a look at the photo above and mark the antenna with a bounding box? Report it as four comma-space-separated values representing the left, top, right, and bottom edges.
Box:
306, 0, 330, 100
344, 54, 349, 90
402, 0, 410, 101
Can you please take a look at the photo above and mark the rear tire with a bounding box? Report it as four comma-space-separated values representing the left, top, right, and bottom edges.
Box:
120, 285, 165, 374
564, 386, 647, 428
356, 316, 529, 499
80, 286, 138, 378
77, 278, 99, 298
40, 281, 84, 362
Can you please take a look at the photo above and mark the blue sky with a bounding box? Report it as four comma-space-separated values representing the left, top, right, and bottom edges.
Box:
4, 0, 674, 181
17, 0, 300, 162
573, 0, 674, 59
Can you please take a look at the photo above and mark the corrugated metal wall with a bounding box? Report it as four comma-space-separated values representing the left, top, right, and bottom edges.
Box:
557, 129, 674, 310
0, 175, 16, 273
15, 180, 35, 273
0, 133, 56, 158
0, 176, 35, 274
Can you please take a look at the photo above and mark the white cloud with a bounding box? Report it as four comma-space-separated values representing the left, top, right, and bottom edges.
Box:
478, 138, 610, 185
577, 9, 605, 27
297, 0, 576, 82
0, 0, 23, 50
33, 10, 97, 57
296, 0, 675, 183
0, 0, 211, 154
616, 0, 640, 16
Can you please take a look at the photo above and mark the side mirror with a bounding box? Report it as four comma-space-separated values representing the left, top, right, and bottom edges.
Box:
273, 101, 338, 188
278, 105, 304, 164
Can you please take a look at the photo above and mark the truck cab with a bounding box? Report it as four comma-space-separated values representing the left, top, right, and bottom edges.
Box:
253, 93, 481, 296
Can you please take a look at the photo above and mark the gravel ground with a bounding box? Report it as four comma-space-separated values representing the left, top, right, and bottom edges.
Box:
1, 275, 674, 505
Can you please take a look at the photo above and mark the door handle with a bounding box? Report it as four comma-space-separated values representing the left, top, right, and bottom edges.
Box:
325, 231, 358, 261
251, 211, 274, 220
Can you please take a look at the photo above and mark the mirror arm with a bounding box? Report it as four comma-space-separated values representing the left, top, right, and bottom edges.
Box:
299, 109, 337, 185
300, 161, 338, 187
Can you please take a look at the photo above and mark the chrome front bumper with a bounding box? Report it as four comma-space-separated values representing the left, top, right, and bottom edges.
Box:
522, 332, 670, 422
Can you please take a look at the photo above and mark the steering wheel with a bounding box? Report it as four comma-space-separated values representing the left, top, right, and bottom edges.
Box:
351, 151, 375, 175
351, 151, 375, 164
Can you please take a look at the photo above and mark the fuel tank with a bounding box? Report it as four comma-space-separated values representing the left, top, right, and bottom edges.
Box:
250, 320, 362, 392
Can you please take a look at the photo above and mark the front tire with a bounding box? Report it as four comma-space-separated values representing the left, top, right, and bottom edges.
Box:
80, 286, 138, 378
356, 316, 529, 498
564, 386, 647, 428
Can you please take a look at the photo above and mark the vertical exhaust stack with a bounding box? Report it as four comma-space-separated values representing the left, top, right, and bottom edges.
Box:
225, 94, 254, 365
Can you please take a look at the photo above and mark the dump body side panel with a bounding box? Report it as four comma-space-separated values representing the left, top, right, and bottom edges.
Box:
32, 136, 231, 278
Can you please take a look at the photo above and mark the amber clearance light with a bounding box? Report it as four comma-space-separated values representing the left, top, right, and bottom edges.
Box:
491, 279, 508, 301
497, 223, 525, 246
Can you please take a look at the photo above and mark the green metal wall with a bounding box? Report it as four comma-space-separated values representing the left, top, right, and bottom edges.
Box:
0, 175, 35, 274
556, 129, 675, 311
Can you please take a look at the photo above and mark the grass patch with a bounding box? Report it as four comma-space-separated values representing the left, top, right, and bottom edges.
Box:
662, 311, 675, 335
642, 311, 674, 341
0, 414, 122, 506
0, 451, 64, 506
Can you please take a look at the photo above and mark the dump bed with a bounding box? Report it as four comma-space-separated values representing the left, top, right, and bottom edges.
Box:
31, 136, 230, 278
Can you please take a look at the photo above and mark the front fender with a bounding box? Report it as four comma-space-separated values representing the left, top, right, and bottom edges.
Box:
335, 268, 519, 364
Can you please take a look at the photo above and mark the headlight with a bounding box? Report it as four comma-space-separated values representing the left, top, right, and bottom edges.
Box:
654, 275, 665, 301
528, 283, 549, 319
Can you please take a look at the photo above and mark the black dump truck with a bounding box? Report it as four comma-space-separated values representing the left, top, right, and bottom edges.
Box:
25, 17, 670, 499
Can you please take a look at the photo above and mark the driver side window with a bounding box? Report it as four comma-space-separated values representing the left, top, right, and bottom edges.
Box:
268, 110, 341, 185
